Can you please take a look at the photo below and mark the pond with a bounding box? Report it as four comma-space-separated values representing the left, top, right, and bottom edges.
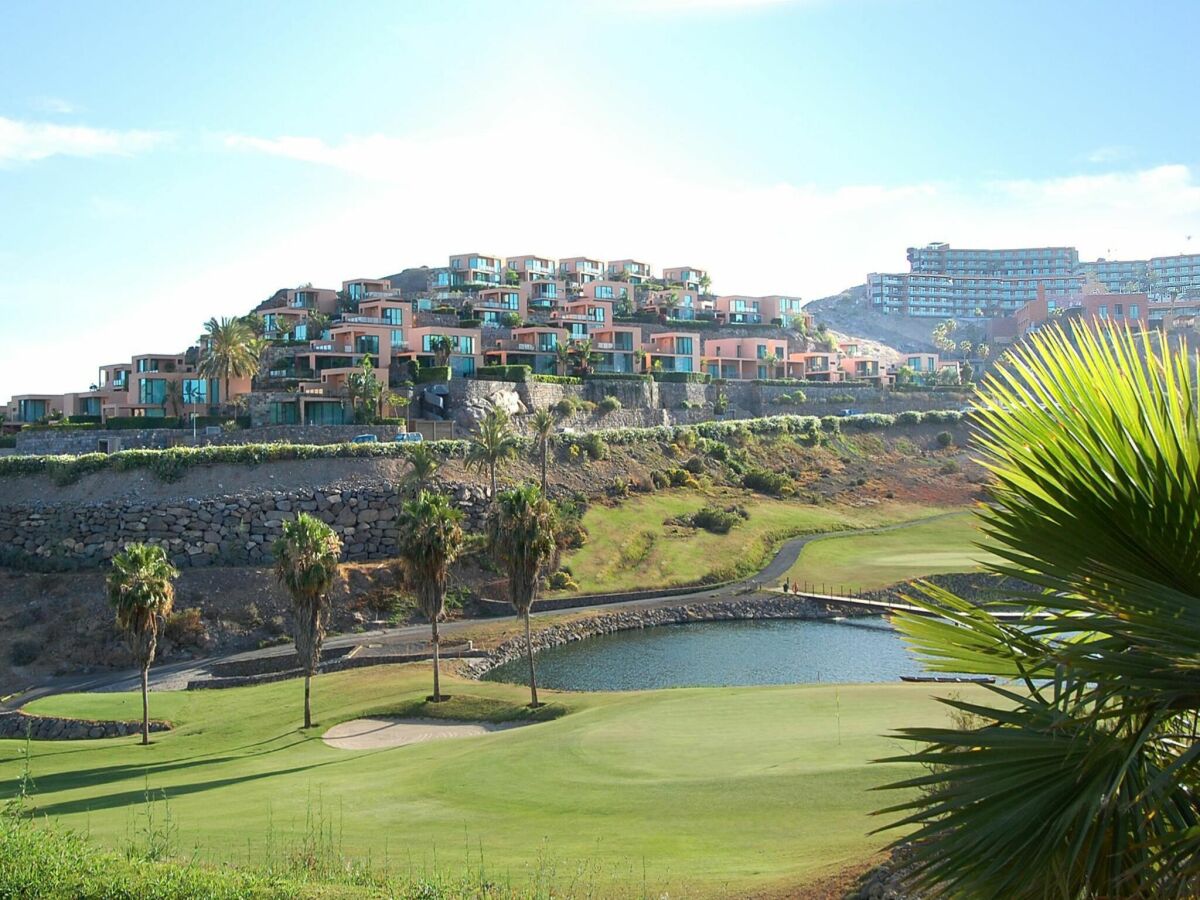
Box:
482, 617, 924, 691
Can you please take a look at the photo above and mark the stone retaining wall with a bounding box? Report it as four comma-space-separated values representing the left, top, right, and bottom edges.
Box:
0, 710, 171, 740
0, 481, 493, 569
464, 593, 871, 678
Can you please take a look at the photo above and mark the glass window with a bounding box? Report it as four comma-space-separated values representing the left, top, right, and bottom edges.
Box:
181, 379, 209, 405
139, 378, 167, 405
270, 402, 299, 425
1129, 304, 1140, 318
304, 401, 346, 425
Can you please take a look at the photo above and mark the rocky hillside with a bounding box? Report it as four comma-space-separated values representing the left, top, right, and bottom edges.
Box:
806, 284, 943, 352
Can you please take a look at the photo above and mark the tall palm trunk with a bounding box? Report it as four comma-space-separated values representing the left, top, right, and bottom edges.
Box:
540, 439, 548, 493
524, 611, 539, 707
303, 674, 312, 729
490, 464, 497, 498
431, 617, 442, 702
140, 664, 150, 746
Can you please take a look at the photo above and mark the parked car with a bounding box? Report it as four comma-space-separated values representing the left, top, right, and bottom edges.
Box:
394, 432, 424, 443
837, 408, 863, 417
352, 434, 379, 444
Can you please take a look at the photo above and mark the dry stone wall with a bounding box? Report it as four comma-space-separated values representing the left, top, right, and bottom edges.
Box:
0, 481, 493, 570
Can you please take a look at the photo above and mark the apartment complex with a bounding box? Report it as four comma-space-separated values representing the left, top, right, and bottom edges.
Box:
872, 241, 1200, 317
869, 243, 1084, 318
7, 252, 899, 431
1015, 287, 1148, 336
1079, 253, 1200, 300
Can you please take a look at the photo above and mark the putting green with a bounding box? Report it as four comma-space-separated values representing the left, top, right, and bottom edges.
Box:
0, 666, 977, 896
786, 511, 1001, 593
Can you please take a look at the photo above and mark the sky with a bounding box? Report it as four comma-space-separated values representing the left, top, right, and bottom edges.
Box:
2, 0, 1199, 396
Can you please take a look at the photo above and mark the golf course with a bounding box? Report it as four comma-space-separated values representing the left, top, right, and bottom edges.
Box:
0, 666, 977, 896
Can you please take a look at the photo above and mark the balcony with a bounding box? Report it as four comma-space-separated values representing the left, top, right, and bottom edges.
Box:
342, 315, 399, 326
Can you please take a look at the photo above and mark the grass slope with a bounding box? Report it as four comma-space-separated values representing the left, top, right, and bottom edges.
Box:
562, 488, 951, 594
0, 667, 977, 896
786, 510, 1000, 593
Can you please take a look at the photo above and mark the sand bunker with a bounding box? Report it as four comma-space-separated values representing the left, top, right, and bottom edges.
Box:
322, 717, 526, 750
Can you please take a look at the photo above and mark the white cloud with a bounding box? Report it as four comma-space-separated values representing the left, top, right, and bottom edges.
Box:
0, 117, 169, 164
7, 128, 1200, 396
1084, 145, 1131, 164
32, 97, 78, 115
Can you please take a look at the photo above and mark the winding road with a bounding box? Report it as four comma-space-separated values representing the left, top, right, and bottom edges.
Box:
2, 512, 964, 710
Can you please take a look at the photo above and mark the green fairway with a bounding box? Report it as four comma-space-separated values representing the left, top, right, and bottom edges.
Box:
0, 667, 977, 896
786, 510, 1001, 593
562, 487, 951, 594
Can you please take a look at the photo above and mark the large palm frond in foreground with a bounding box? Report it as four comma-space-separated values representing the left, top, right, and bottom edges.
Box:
877, 324, 1200, 899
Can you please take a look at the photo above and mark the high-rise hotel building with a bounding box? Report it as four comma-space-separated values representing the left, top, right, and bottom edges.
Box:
868, 243, 1083, 318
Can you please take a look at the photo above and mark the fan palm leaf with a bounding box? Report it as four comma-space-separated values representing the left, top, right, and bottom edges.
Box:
878, 323, 1200, 898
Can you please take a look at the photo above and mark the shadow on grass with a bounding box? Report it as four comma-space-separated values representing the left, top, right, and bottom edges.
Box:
26, 748, 394, 817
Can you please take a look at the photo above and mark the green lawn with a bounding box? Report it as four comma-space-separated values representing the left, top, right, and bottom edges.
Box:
562, 487, 952, 594
0, 667, 979, 896
786, 510, 1001, 593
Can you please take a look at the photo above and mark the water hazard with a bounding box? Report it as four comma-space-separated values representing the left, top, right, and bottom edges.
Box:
483, 617, 923, 691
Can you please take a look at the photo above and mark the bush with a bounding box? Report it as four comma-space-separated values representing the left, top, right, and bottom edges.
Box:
553, 397, 580, 417
102, 416, 182, 430
598, 395, 622, 414
895, 410, 923, 425
652, 371, 711, 384
820, 415, 841, 434
683, 455, 705, 474
824, 393, 856, 405
668, 468, 699, 489
583, 372, 651, 382
415, 366, 451, 384
529, 374, 582, 385
65, 415, 102, 424
924, 409, 964, 424
0, 435, 14, 449
164, 607, 206, 646
9, 639, 39, 666
845, 413, 895, 431
939, 459, 961, 474
547, 570, 578, 591
579, 432, 607, 460
458, 318, 482, 328
651, 469, 670, 489
937, 430, 954, 448
753, 378, 805, 386
742, 469, 795, 497
689, 505, 746, 534
499, 312, 522, 327
475, 364, 531, 383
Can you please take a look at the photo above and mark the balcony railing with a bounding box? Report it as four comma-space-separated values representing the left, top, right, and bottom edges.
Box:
342, 315, 399, 326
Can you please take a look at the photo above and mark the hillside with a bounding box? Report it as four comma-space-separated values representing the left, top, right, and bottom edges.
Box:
806, 284, 942, 352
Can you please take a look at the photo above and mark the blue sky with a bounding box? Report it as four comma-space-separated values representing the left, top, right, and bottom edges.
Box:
2, 0, 1198, 395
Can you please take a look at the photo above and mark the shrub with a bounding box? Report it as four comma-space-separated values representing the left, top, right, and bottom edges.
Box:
583, 372, 651, 382
598, 395, 622, 414
937, 430, 954, 448
65, 415, 102, 424
651, 469, 670, 489
668, 468, 699, 488
499, 312, 522, 327
547, 570, 579, 591
458, 318, 482, 328
0, 436, 14, 449
690, 505, 746, 534
845, 413, 895, 431
742, 469, 795, 496
753, 378, 805, 387
924, 409, 964, 424
553, 397, 579, 417
415, 366, 451, 384
529, 374, 582, 385
820, 415, 841, 434
895, 410, 923, 425
164, 607, 206, 646
939, 459, 961, 474
683, 455, 705, 474
712, 392, 729, 414
9, 639, 39, 666
823, 393, 856, 405
475, 364, 531, 383
579, 432, 607, 460
102, 416, 182, 430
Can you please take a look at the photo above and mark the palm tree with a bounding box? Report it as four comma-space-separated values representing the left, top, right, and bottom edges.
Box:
568, 339, 599, 377
272, 513, 342, 729
164, 379, 183, 418
529, 407, 556, 494
487, 485, 558, 707
698, 272, 712, 295
879, 323, 1200, 899
403, 443, 440, 496
396, 492, 464, 702
107, 544, 178, 745
430, 335, 454, 368
553, 343, 572, 377
466, 407, 519, 497
199, 316, 260, 411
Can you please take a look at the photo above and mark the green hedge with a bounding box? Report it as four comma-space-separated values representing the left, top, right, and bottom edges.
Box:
475, 365, 532, 383
415, 366, 451, 384
0, 439, 476, 486
753, 378, 805, 387
102, 416, 183, 430
583, 373, 651, 383
530, 374, 582, 385
652, 372, 711, 384
65, 415, 102, 424
21, 421, 99, 431
0, 435, 15, 449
